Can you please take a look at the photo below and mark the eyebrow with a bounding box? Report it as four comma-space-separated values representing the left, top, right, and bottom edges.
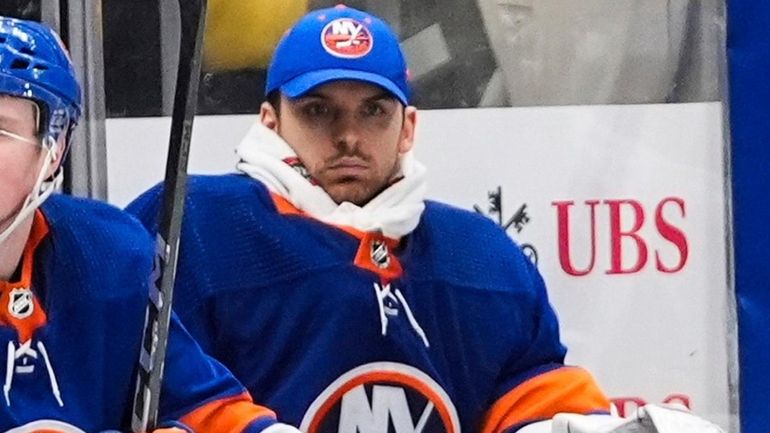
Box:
364, 92, 398, 104
299, 90, 397, 103
294, 93, 326, 101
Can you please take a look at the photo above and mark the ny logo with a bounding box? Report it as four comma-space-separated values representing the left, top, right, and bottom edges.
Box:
299, 362, 460, 433
338, 385, 434, 433
331, 19, 363, 38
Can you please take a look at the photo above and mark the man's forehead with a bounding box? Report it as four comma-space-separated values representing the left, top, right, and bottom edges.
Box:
0, 95, 39, 125
0, 94, 38, 109
294, 80, 397, 101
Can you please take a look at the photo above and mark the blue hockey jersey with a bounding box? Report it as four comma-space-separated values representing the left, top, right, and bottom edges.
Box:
0, 194, 278, 432
128, 174, 609, 433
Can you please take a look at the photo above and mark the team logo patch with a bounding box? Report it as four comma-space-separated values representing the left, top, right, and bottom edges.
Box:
5, 419, 86, 433
9, 288, 34, 319
301, 362, 461, 433
321, 18, 373, 58
370, 240, 391, 269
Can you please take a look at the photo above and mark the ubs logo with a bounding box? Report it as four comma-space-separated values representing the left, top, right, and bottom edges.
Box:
474, 186, 538, 265
301, 362, 461, 433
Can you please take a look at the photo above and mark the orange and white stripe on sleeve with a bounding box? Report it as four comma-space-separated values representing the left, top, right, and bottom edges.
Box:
480, 366, 611, 433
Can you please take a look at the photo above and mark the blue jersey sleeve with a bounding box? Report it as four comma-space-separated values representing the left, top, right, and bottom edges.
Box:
126, 180, 221, 355
128, 183, 280, 433
158, 313, 278, 433
479, 258, 610, 433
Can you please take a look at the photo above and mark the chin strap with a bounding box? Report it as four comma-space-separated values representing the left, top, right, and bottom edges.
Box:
0, 138, 61, 246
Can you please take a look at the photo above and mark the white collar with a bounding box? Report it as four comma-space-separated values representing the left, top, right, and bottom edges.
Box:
235, 123, 427, 239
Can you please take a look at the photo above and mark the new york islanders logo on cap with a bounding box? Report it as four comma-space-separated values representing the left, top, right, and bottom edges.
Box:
321, 18, 373, 58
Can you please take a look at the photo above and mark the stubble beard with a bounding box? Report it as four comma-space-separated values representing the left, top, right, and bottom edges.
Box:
323, 158, 402, 206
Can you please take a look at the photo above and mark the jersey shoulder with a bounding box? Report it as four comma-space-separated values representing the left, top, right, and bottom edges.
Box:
414, 200, 538, 293
128, 174, 343, 304
127, 173, 275, 229
40, 194, 153, 300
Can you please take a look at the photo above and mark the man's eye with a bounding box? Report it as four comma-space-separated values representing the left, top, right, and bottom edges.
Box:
362, 103, 385, 117
304, 104, 330, 117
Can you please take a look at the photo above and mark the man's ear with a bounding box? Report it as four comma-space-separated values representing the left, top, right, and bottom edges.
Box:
44, 134, 67, 179
398, 106, 417, 154
260, 101, 279, 132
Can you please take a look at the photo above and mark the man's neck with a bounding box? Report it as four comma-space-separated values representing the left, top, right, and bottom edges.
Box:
0, 216, 34, 281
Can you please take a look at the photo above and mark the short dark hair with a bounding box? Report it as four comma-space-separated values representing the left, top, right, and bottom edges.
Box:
266, 91, 281, 114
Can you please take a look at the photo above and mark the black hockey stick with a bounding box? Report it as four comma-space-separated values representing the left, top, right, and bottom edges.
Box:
131, 0, 207, 431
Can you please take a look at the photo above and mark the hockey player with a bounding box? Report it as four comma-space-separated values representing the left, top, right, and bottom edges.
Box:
0, 16, 301, 433
128, 5, 725, 433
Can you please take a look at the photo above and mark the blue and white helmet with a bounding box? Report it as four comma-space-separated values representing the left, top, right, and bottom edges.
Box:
0, 17, 82, 245
0, 16, 82, 146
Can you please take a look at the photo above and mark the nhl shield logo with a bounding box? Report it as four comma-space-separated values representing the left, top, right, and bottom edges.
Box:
370, 240, 391, 269
8, 288, 34, 319
321, 18, 373, 58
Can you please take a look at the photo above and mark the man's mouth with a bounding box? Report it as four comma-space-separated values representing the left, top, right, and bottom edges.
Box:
327, 158, 368, 177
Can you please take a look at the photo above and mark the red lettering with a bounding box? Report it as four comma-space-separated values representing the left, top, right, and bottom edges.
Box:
611, 397, 647, 417
553, 200, 600, 276
611, 394, 692, 416
655, 197, 689, 273
663, 393, 692, 409
605, 199, 647, 274
554, 198, 689, 276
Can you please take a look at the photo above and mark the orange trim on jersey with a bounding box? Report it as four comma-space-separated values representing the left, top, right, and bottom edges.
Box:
480, 366, 610, 433
307, 371, 457, 433
270, 192, 382, 241
180, 391, 276, 433
270, 193, 304, 217
26, 430, 70, 433
0, 210, 50, 342
270, 192, 404, 281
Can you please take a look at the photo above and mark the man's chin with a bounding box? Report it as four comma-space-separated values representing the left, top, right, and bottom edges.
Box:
328, 193, 372, 207
325, 184, 376, 207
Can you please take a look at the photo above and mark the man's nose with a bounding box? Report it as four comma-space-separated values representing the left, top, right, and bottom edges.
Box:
332, 113, 362, 153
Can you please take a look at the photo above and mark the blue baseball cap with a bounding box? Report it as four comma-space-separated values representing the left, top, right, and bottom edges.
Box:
266, 4, 410, 105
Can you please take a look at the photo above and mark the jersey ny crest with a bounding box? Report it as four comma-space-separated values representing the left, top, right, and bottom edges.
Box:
4, 419, 84, 433
301, 362, 460, 433
321, 18, 373, 58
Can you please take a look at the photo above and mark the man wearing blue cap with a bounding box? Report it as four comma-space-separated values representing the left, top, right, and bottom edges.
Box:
127, 5, 724, 433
